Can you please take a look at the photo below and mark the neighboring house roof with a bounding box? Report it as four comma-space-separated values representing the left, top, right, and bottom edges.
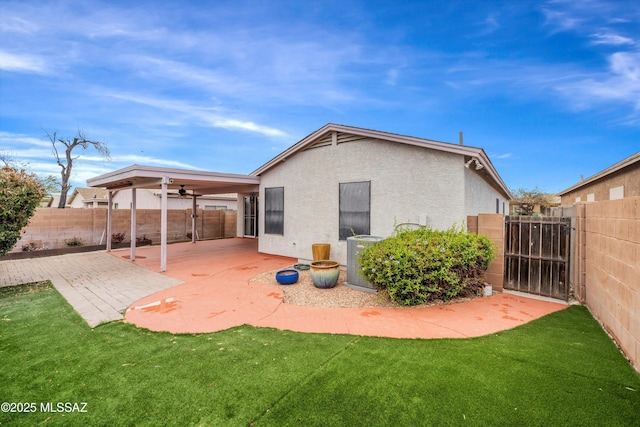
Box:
67, 187, 111, 205
557, 151, 640, 196
251, 123, 511, 199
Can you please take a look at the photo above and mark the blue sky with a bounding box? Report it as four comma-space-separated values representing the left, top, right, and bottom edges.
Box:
1, 0, 638, 194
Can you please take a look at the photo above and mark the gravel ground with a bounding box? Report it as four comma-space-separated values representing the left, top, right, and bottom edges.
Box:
250, 266, 401, 308
250, 265, 482, 308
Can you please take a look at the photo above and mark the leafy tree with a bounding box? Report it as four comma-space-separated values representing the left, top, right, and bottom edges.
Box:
34, 175, 62, 206
45, 129, 110, 208
510, 187, 557, 215
41, 174, 62, 195
0, 160, 46, 256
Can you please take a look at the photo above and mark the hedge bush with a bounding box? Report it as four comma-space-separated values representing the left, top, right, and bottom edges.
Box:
357, 227, 494, 306
0, 165, 46, 256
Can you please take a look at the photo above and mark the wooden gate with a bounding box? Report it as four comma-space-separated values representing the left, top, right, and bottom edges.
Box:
504, 216, 571, 300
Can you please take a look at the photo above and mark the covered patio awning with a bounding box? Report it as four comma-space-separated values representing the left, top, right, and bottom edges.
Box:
87, 164, 260, 271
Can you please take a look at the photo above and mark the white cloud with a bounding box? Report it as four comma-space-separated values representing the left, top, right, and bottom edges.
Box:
130, 57, 233, 91
540, 7, 583, 33
0, 16, 39, 34
206, 118, 287, 138
386, 69, 399, 86
106, 92, 288, 138
0, 131, 50, 147
0, 50, 47, 73
590, 32, 636, 46
81, 153, 197, 170
553, 51, 640, 110
478, 14, 501, 35
539, 0, 640, 42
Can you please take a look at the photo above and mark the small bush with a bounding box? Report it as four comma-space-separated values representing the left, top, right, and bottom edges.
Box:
357, 227, 494, 306
22, 242, 45, 252
65, 236, 83, 247
111, 232, 125, 244
0, 165, 46, 256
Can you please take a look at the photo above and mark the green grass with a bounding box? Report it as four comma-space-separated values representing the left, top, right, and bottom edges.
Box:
1, 282, 639, 426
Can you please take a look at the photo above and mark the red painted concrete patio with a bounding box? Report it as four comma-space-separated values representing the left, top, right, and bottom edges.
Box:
120, 238, 568, 338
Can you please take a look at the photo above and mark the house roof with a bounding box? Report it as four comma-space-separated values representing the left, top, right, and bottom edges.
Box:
86, 164, 260, 195
251, 123, 511, 199
68, 187, 110, 204
557, 151, 640, 196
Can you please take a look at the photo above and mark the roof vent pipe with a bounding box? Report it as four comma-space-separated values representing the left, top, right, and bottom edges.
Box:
459, 131, 463, 145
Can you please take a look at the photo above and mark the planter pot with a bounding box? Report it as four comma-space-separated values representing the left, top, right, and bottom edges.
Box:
312, 243, 331, 261
483, 284, 493, 297
275, 269, 299, 285
309, 260, 340, 289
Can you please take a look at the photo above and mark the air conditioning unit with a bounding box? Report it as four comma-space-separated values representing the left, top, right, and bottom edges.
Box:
345, 235, 384, 293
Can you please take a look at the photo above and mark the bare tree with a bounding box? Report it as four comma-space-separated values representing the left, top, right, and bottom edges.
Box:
45, 129, 110, 208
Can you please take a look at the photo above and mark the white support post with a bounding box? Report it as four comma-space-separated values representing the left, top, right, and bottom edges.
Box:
130, 188, 136, 261
160, 177, 168, 272
106, 191, 113, 251
191, 192, 197, 243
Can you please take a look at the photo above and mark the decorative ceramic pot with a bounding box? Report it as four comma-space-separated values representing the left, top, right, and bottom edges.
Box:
309, 260, 340, 289
275, 269, 299, 285
312, 243, 331, 261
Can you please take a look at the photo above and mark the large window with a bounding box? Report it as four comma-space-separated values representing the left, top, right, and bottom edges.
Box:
264, 187, 284, 235
339, 181, 370, 240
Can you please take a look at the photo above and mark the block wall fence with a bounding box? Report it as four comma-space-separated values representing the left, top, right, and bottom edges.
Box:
574, 197, 640, 373
11, 208, 237, 253
467, 213, 504, 292
469, 207, 639, 372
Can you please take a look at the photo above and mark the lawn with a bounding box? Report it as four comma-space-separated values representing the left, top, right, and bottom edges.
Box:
1, 282, 639, 426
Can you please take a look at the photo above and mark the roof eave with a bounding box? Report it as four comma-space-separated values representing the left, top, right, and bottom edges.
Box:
251, 123, 511, 199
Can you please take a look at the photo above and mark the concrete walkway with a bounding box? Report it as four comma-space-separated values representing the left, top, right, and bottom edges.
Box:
0, 251, 182, 327
124, 239, 569, 338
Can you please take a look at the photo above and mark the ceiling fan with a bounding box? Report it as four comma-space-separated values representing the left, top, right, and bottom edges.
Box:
167, 185, 203, 198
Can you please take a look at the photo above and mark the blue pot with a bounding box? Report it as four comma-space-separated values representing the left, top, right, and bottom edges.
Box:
275, 269, 299, 285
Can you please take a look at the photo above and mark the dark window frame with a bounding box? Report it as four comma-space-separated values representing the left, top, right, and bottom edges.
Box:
339, 181, 371, 240
264, 187, 284, 235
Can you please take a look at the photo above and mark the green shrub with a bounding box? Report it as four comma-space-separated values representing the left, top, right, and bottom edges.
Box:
65, 236, 83, 247
357, 227, 494, 306
0, 165, 46, 256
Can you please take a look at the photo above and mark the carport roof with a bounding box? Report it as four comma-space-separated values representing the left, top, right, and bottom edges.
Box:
86, 164, 260, 194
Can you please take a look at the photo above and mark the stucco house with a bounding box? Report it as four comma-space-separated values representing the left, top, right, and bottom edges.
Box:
66, 187, 110, 208
557, 151, 640, 205
248, 124, 511, 264
87, 124, 511, 271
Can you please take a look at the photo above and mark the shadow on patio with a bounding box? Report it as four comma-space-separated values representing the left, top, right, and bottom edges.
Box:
120, 238, 568, 338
